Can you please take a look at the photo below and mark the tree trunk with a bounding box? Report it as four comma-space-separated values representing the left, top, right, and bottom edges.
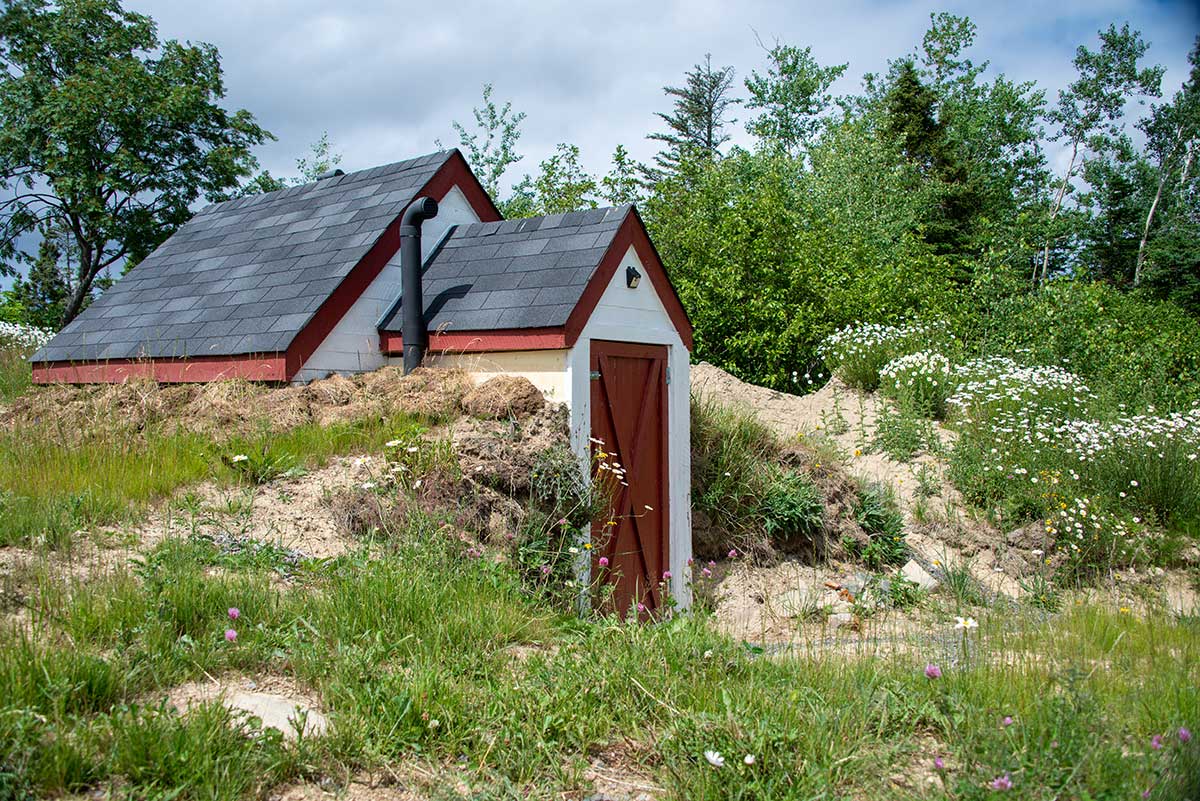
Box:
59, 237, 98, 327
1037, 143, 1078, 287
1134, 171, 1167, 286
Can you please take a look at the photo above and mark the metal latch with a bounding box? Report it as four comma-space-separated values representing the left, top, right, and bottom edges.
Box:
589, 370, 600, 380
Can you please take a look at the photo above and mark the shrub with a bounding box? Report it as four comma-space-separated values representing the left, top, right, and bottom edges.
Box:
818, 322, 932, 390
849, 482, 907, 569
879, 350, 953, 418
760, 467, 823, 547
873, 405, 938, 462
971, 280, 1200, 409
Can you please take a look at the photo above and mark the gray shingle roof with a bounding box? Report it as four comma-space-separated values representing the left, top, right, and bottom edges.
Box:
32, 150, 455, 363
379, 205, 631, 333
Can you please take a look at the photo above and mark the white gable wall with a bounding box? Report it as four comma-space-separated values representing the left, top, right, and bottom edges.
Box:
564, 245, 692, 609
293, 184, 480, 383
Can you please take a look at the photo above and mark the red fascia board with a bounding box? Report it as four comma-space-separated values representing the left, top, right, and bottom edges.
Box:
562, 208, 694, 351
281, 150, 502, 380
31, 353, 289, 384
379, 328, 567, 354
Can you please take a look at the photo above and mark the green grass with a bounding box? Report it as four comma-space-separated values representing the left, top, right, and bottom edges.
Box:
0, 345, 33, 402
0, 413, 427, 548
5, 530, 1197, 800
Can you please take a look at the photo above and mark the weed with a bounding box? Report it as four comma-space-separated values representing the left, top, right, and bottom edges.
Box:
849, 482, 907, 569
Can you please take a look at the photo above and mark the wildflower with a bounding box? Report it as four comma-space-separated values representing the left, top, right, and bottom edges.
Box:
231, 454, 249, 463
1130, 480, 1139, 487
361, 481, 376, 490
429, 718, 440, 729
558, 518, 568, 526
541, 565, 552, 576
924, 664, 942, 679
637, 603, 646, 613
568, 547, 579, 555
412, 479, 422, 490
1002, 716, 1013, 727
384, 439, 402, 448
988, 774, 1013, 791
728, 549, 738, 559
703, 649, 713, 659
662, 570, 672, 580
934, 756, 945, 770
225, 629, 238, 642
1180, 727, 1192, 743
701, 567, 712, 578
743, 754, 755, 765
598, 556, 610, 568
1151, 734, 1163, 750
703, 750, 725, 768
954, 616, 979, 631
228, 607, 240, 620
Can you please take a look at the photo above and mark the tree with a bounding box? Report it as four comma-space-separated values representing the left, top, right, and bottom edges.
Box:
600, 145, 642, 206
1134, 36, 1200, 285
1036, 23, 1163, 284
744, 40, 846, 156
504, 144, 597, 217
294, 131, 342, 184
439, 83, 526, 198
647, 54, 739, 177
0, 0, 271, 326
6, 232, 69, 328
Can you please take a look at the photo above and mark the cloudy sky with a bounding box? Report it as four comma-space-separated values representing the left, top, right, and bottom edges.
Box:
127, 0, 1199, 190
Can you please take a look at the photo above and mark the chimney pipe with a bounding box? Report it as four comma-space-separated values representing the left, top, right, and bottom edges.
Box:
399, 196, 438, 374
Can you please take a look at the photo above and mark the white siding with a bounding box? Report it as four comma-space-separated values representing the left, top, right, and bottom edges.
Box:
293, 185, 480, 382
565, 245, 693, 609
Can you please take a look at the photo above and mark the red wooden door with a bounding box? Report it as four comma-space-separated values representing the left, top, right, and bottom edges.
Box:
590, 340, 669, 616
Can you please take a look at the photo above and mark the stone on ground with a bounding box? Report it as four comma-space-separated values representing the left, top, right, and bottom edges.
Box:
901, 559, 939, 591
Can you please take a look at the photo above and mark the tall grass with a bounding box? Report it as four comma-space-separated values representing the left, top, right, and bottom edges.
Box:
0, 413, 426, 548
4, 531, 1197, 799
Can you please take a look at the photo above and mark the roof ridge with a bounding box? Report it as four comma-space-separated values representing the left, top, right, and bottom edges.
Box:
197, 149, 455, 216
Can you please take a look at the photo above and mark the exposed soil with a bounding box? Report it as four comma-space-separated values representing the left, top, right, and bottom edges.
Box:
162, 673, 326, 740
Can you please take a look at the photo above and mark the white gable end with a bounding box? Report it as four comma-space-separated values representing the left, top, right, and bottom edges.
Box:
294, 184, 480, 382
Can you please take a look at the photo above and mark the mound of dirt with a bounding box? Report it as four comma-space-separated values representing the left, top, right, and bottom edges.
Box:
2, 367, 475, 444
453, 403, 569, 496
461, 375, 545, 420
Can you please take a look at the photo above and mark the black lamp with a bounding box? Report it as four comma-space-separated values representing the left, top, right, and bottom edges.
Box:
626, 265, 641, 288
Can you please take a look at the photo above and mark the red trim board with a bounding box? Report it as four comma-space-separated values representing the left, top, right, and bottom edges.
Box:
379, 327, 567, 355
31, 353, 288, 384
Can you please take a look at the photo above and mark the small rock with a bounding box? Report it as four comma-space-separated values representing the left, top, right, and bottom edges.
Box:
225, 692, 327, 740
901, 559, 939, 591
831, 600, 852, 615
828, 612, 855, 629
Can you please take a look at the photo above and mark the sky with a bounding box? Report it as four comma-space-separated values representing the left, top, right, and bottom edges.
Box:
125, 0, 1200, 190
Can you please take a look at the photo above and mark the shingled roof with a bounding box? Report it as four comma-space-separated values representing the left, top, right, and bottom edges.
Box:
31, 150, 457, 364
378, 204, 631, 334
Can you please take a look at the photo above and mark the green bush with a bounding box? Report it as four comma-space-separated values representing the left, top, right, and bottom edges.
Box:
760, 467, 823, 546
850, 482, 907, 569
970, 281, 1200, 409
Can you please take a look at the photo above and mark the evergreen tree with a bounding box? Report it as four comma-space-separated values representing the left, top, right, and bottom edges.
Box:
647, 54, 739, 177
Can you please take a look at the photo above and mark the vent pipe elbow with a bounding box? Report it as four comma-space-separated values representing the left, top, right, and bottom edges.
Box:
399, 196, 439, 374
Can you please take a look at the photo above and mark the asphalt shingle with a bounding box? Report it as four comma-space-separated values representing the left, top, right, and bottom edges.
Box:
32, 151, 456, 363
379, 205, 630, 335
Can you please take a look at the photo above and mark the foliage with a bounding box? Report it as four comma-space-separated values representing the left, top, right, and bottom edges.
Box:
971, 280, 1200, 409
646, 53, 739, 176
879, 351, 954, 418
851, 482, 907, 569
439, 83, 526, 200
743, 40, 846, 156
0, 0, 271, 326
759, 466, 823, 546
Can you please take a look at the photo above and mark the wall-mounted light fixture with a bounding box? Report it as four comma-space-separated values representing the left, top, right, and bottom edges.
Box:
626, 265, 641, 288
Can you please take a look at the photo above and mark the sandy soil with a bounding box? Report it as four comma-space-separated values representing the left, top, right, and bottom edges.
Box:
691, 362, 960, 514
132, 455, 376, 559
161, 672, 327, 740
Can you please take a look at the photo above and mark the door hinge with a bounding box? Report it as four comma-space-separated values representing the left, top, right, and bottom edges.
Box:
589, 370, 600, 380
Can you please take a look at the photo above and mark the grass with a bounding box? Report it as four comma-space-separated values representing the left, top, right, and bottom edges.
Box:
4, 531, 1198, 799
0, 413, 427, 549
